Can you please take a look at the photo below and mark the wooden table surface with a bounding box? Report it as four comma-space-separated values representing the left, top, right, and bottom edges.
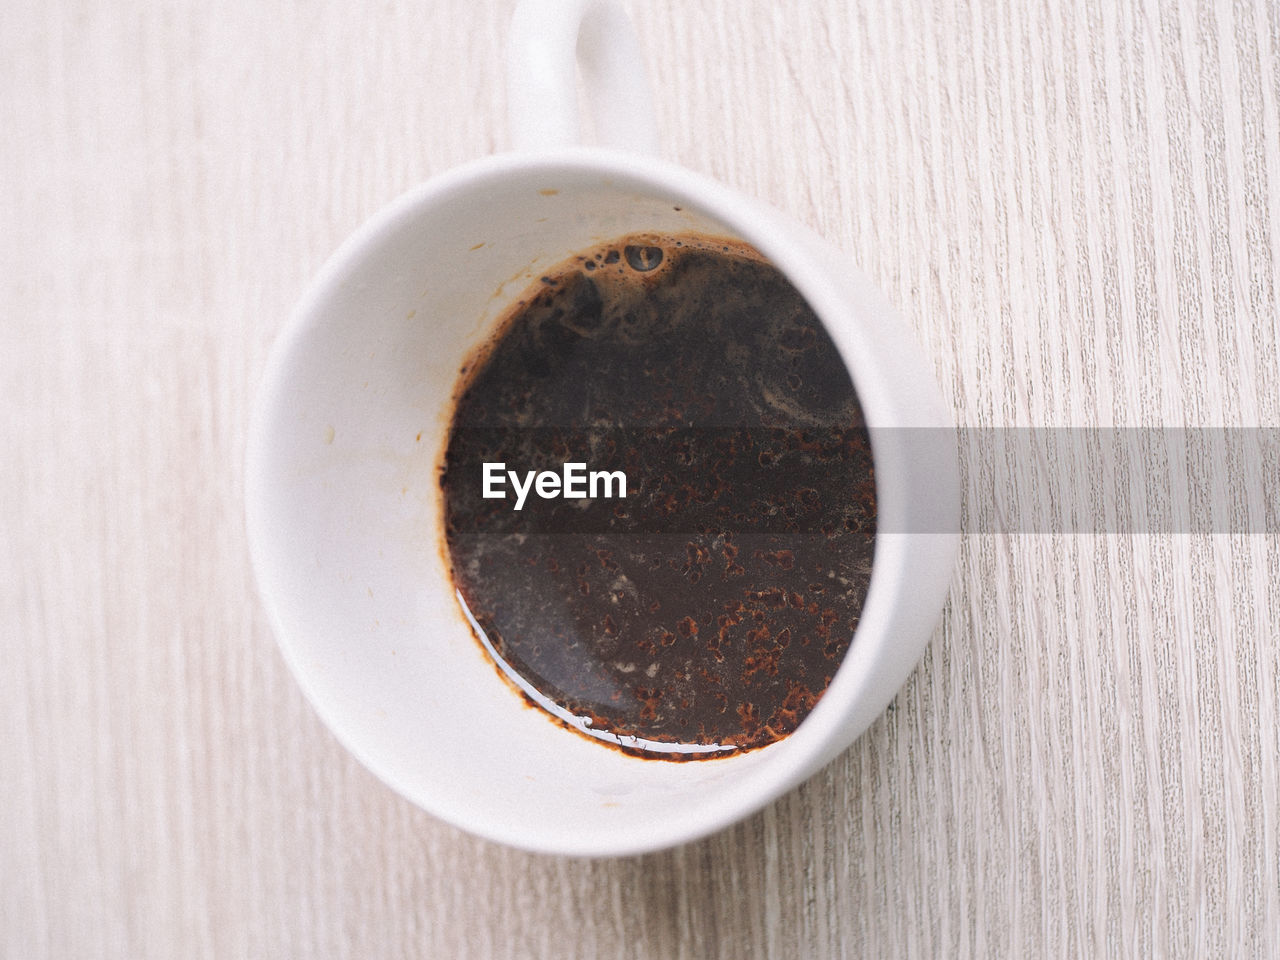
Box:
4, 0, 1278, 956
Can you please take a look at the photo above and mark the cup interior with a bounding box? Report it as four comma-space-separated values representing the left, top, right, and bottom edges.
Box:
248, 156, 887, 855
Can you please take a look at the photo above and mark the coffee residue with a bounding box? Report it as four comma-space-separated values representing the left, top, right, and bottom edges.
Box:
441, 233, 876, 758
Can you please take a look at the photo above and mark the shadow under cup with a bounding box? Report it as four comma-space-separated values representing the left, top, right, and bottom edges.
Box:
246, 153, 949, 856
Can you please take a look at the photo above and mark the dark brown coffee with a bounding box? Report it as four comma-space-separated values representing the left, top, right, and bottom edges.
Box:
441, 233, 875, 758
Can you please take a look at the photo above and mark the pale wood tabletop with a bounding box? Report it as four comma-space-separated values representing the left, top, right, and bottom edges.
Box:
4, 0, 1278, 956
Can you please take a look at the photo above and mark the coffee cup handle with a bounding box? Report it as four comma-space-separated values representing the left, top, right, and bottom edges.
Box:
507, 0, 659, 155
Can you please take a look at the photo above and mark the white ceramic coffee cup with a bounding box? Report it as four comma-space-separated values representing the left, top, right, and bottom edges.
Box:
246, 0, 959, 857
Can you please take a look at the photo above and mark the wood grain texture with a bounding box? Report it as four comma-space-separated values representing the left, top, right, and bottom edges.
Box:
3, 0, 1278, 956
